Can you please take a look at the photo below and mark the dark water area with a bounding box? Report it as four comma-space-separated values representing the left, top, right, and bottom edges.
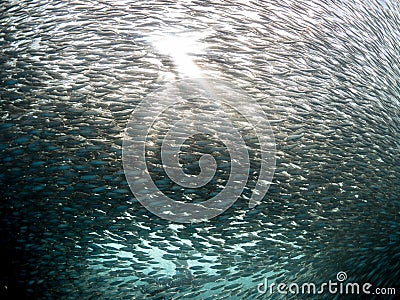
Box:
1, 0, 400, 299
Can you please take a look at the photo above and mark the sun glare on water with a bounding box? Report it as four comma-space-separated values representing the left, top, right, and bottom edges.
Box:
149, 33, 206, 78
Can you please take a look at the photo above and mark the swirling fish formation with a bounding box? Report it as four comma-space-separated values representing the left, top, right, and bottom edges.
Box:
0, 0, 399, 299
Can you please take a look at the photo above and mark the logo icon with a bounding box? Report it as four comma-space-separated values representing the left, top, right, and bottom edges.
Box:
337, 272, 348, 282
122, 78, 276, 223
